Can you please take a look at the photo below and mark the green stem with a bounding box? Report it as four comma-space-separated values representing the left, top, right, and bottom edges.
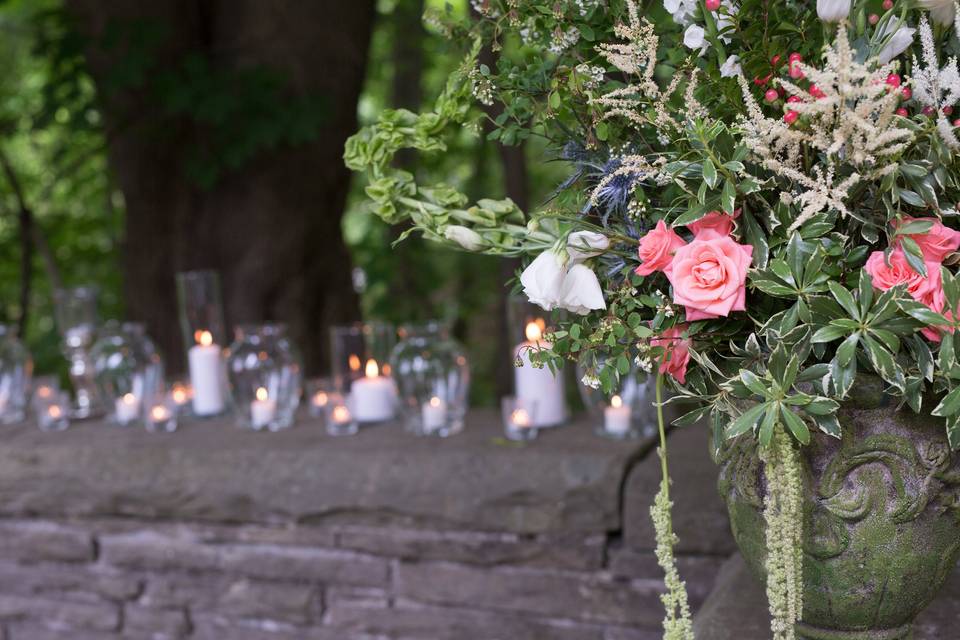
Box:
656, 372, 670, 503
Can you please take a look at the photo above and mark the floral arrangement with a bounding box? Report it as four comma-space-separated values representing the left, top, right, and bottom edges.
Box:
345, 0, 960, 637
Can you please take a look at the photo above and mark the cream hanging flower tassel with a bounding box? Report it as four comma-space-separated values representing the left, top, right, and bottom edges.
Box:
650, 374, 695, 640
760, 427, 805, 640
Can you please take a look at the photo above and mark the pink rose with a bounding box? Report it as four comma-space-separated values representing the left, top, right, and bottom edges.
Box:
917, 286, 955, 342
687, 209, 740, 239
651, 324, 691, 384
895, 216, 960, 262
864, 249, 941, 302
667, 236, 753, 321
636, 220, 686, 276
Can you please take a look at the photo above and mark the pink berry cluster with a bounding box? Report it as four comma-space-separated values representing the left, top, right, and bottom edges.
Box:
754, 52, 815, 126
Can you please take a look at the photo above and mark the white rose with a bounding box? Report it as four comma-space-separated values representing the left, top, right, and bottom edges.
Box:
558, 264, 607, 316
566, 231, 610, 262
877, 23, 916, 65
919, 0, 956, 26
520, 251, 566, 311
683, 25, 708, 55
817, 0, 851, 22
444, 225, 485, 252
719, 55, 742, 78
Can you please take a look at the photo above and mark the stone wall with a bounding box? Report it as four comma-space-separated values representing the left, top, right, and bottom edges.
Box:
0, 412, 734, 639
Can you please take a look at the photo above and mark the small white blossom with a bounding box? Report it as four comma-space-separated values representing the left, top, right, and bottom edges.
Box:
663, 0, 698, 26
576, 63, 606, 89
683, 24, 708, 55
549, 26, 581, 54
720, 54, 743, 78
580, 373, 601, 389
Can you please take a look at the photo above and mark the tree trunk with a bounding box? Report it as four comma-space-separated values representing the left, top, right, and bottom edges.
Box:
64, 0, 374, 375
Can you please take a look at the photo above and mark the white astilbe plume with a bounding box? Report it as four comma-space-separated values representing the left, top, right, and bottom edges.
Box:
912, 15, 960, 148
737, 25, 915, 230
593, 0, 706, 134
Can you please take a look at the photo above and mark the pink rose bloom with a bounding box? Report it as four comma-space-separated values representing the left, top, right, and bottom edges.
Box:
636, 220, 686, 276
864, 249, 942, 302
917, 287, 955, 343
667, 236, 753, 321
895, 216, 960, 262
651, 324, 691, 384
687, 209, 740, 239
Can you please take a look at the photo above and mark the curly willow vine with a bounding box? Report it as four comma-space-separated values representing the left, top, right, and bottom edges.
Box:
651, 373, 694, 639
760, 427, 805, 640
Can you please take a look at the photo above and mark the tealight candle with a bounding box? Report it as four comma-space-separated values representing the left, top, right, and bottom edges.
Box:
310, 390, 329, 418
421, 396, 447, 433
188, 330, 225, 416
146, 403, 178, 433
514, 321, 566, 427
250, 387, 277, 430
325, 398, 359, 437
603, 394, 631, 436
114, 392, 140, 425
350, 359, 395, 423
39, 403, 69, 432
502, 397, 538, 442
170, 381, 192, 412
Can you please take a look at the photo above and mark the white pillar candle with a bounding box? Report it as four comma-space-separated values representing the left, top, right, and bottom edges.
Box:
114, 393, 140, 425
604, 395, 631, 436
514, 321, 566, 427
421, 396, 447, 432
189, 330, 226, 416
250, 387, 277, 429
350, 360, 395, 422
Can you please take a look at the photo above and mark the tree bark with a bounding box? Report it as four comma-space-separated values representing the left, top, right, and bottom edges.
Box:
64, 0, 374, 375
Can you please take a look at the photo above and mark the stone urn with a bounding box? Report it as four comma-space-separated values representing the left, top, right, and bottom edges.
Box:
716, 376, 960, 639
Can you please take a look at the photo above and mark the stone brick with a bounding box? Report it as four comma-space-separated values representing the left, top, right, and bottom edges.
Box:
0, 594, 119, 632
0, 520, 94, 563
217, 579, 318, 626
190, 615, 349, 640
623, 426, 736, 555
122, 604, 191, 639
0, 561, 141, 602
607, 547, 726, 610
101, 530, 389, 586
395, 560, 664, 627
137, 574, 227, 611
4, 623, 115, 640
336, 525, 606, 571
327, 597, 608, 640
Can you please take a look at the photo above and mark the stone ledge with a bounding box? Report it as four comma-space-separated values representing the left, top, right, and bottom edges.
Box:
693, 555, 960, 639
0, 410, 652, 535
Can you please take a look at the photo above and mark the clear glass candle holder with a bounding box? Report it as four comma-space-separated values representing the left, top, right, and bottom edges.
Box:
324, 392, 358, 437
31, 376, 60, 416
390, 322, 469, 438
37, 391, 71, 432
577, 357, 655, 439
501, 396, 538, 442
91, 322, 164, 427
53, 286, 103, 419
226, 325, 299, 432
144, 396, 178, 434
0, 324, 32, 425
168, 379, 193, 416
176, 270, 229, 418
306, 378, 333, 419
329, 322, 397, 394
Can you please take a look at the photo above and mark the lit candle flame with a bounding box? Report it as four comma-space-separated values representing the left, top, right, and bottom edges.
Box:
525, 320, 545, 342
171, 384, 190, 405
47, 405, 62, 419
348, 354, 361, 371
312, 391, 329, 407
511, 408, 531, 427
37, 385, 52, 399
611, 395, 623, 409
195, 330, 214, 347
150, 405, 170, 421
332, 405, 351, 423
122, 393, 137, 406
365, 359, 379, 378
382, 363, 392, 376
429, 396, 442, 408
255, 387, 269, 402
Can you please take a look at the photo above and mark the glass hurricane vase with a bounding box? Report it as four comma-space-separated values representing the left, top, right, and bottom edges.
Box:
91, 322, 165, 426
0, 324, 32, 424
226, 325, 299, 431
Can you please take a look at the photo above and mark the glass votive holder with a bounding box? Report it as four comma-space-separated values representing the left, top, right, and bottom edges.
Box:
501, 396, 538, 442
324, 392, 358, 437
176, 270, 229, 418
306, 378, 333, 419
145, 397, 178, 434
31, 376, 60, 414
329, 322, 397, 394
37, 391, 70, 432
169, 379, 193, 416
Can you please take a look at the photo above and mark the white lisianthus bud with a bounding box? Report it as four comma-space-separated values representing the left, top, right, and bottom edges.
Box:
566, 231, 610, 262
877, 23, 916, 65
558, 264, 606, 316
520, 251, 566, 311
918, 0, 956, 26
444, 225, 485, 252
683, 24, 708, 55
817, 0, 851, 22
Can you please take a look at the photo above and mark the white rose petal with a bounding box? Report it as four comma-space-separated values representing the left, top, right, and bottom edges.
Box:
877, 23, 916, 65
566, 231, 610, 262
520, 251, 566, 311
558, 264, 606, 316
719, 54, 742, 78
817, 0, 851, 22
683, 24, 708, 55
444, 225, 485, 252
